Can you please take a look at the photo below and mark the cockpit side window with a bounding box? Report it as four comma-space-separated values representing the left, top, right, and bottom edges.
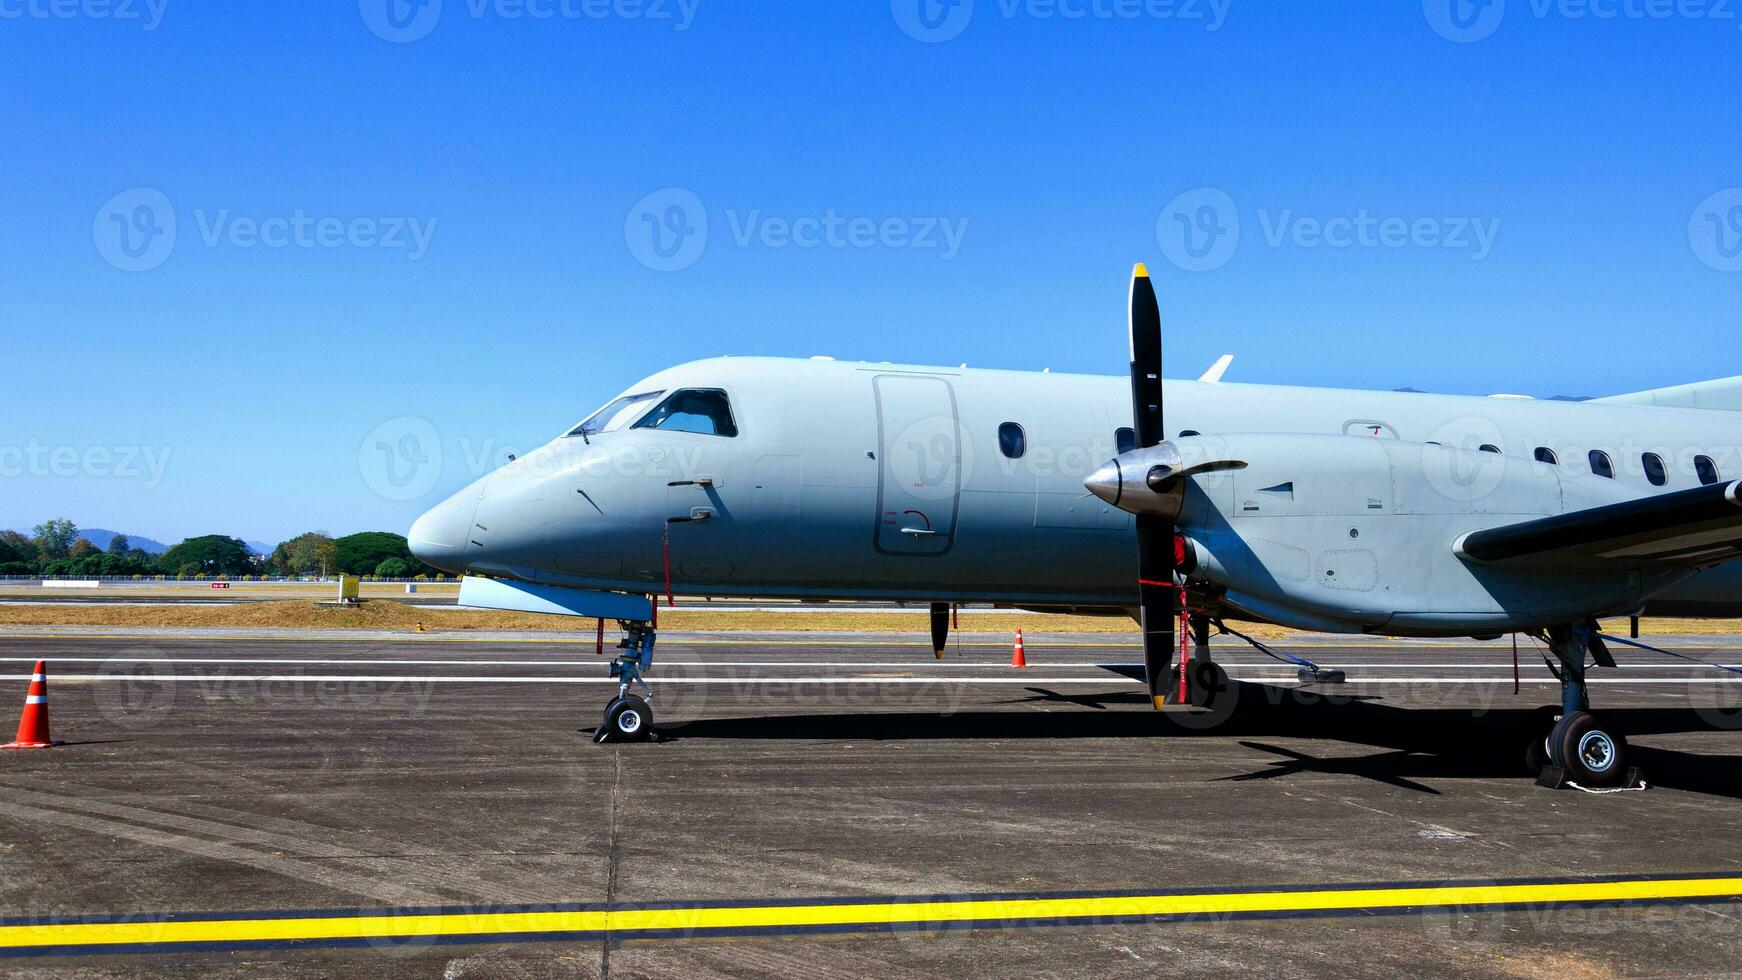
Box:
568, 390, 665, 437
633, 388, 739, 437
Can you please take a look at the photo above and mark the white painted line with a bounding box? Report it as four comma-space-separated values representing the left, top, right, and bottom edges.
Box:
5, 674, 1737, 686
0, 656, 1732, 672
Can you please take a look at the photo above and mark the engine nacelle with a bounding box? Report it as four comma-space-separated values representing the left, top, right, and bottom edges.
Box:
1097, 433, 1689, 636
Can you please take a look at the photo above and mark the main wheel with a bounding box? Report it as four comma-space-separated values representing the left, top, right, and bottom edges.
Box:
599, 695, 654, 743
1522, 705, 1560, 775
1552, 711, 1627, 787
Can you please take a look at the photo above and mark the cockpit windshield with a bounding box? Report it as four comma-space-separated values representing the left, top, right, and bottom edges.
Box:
568, 390, 665, 437
633, 388, 738, 437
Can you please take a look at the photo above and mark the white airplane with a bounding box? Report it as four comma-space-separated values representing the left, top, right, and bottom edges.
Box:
410, 265, 1742, 786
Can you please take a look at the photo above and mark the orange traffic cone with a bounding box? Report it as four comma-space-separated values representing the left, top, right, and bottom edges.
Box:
4, 661, 59, 750
1010, 629, 1028, 668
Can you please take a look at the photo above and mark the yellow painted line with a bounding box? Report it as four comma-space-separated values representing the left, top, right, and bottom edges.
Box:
3, 877, 1740, 953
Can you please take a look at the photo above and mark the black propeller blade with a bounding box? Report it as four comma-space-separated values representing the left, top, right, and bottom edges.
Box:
1128, 263, 1176, 708
930, 602, 950, 659
1129, 264, 1166, 451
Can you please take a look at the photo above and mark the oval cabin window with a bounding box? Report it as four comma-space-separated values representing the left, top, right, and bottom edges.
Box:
1696, 455, 1720, 485
998, 422, 1026, 459
1642, 453, 1667, 487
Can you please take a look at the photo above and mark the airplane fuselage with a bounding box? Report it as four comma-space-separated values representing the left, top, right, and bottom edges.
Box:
409, 356, 1742, 629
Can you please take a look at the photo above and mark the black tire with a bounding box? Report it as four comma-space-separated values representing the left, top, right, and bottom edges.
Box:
1189, 660, 1229, 710
603, 695, 653, 743
1552, 711, 1627, 787
1522, 705, 1559, 775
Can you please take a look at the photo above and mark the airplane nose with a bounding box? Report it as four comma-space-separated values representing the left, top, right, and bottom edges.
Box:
1084, 458, 1123, 509
409, 494, 472, 575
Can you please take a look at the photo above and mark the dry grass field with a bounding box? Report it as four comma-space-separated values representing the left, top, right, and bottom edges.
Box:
0, 599, 1151, 634
0, 597, 1733, 640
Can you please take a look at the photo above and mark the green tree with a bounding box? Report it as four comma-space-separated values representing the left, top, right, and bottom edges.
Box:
0, 530, 37, 572
157, 536, 254, 577
31, 519, 78, 562
69, 538, 99, 558
375, 557, 411, 578
107, 533, 131, 555
335, 531, 419, 576
271, 531, 337, 576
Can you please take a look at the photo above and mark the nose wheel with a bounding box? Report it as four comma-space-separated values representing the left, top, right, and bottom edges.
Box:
594, 620, 659, 743
597, 694, 654, 743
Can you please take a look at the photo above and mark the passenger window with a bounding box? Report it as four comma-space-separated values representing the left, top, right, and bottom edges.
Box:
633, 388, 738, 437
1696, 455, 1720, 485
1589, 450, 1615, 479
998, 422, 1026, 459
1643, 453, 1667, 487
569, 390, 664, 436
1534, 447, 1558, 465
1115, 427, 1136, 454
1479, 444, 1501, 454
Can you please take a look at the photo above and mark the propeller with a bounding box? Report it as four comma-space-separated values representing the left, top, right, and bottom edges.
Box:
1128, 263, 1177, 709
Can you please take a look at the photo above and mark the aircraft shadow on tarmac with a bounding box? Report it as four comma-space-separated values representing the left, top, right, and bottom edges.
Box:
651, 679, 1742, 799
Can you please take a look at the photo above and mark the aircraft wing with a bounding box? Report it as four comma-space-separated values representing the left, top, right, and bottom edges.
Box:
1457, 480, 1742, 567
1593, 374, 1742, 411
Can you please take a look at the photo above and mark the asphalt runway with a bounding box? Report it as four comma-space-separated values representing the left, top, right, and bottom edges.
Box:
1, 628, 1741, 977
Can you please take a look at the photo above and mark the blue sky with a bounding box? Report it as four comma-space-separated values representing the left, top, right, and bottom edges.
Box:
2, 0, 1740, 545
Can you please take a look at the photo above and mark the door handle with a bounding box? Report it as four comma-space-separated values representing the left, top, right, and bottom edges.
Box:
899, 527, 938, 537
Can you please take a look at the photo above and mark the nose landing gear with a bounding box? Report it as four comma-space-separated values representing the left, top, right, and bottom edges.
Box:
595, 620, 658, 743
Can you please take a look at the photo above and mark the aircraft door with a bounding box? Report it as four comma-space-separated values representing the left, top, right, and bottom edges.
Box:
873, 374, 960, 556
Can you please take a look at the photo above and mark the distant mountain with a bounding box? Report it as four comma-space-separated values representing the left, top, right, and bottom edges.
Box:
246, 540, 272, 556
1548, 395, 1593, 402
77, 529, 169, 554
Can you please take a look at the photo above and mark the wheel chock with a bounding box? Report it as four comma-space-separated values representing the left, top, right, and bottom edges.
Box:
1535, 765, 1647, 791
1535, 765, 1568, 790
1297, 668, 1346, 684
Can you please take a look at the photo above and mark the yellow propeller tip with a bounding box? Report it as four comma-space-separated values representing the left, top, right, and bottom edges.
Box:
1133, 262, 1149, 278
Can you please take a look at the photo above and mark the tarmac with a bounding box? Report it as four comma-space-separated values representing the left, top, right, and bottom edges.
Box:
0, 627, 1740, 977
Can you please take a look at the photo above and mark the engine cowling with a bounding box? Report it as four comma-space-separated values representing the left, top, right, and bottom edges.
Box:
1087, 433, 1687, 636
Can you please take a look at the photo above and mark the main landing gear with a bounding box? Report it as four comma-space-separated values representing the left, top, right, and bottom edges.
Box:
1168, 614, 1229, 710
1523, 622, 1641, 789
1177, 616, 1233, 710
595, 620, 658, 743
